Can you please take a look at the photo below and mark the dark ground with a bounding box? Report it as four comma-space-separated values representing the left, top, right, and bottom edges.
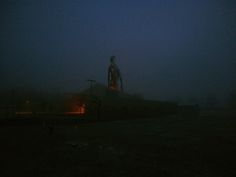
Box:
1, 112, 236, 177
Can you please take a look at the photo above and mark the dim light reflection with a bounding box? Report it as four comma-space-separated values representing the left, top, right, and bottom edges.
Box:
15, 104, 86, 115
66, 104, 86, 115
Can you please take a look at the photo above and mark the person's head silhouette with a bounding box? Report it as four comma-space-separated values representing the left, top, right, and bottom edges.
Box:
110, 55, 116, 64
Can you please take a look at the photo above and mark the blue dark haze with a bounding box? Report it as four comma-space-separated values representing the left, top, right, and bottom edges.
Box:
1, 0, 235, 103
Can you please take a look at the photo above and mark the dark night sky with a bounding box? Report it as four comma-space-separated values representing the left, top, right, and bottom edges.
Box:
1, 0, 236, 103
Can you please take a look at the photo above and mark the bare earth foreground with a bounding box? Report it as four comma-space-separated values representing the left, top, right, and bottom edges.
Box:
1, 113, 236, 177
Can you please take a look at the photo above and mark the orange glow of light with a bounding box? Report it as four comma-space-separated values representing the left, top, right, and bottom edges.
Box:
66, 104, 86, 115
76, 104, 86, 114
109, 85, 118, 91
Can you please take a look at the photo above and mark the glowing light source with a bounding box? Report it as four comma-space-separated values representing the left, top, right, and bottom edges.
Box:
76, 104, 86, 114
66, 103, 86, 115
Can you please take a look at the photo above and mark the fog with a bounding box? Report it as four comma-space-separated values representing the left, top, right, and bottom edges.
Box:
1, 0, 235, 105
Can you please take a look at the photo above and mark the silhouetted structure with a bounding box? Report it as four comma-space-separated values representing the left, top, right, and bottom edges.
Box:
0, 56, 200, 120
108, 56, 123, 92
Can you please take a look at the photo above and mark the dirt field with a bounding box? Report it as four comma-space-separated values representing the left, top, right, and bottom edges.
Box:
1, 113, 236, 177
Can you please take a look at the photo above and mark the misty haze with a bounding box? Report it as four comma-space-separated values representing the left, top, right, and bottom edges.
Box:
1, 0, 236, 177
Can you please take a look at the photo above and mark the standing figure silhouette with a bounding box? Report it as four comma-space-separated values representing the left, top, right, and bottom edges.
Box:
108, 56, 123, 92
